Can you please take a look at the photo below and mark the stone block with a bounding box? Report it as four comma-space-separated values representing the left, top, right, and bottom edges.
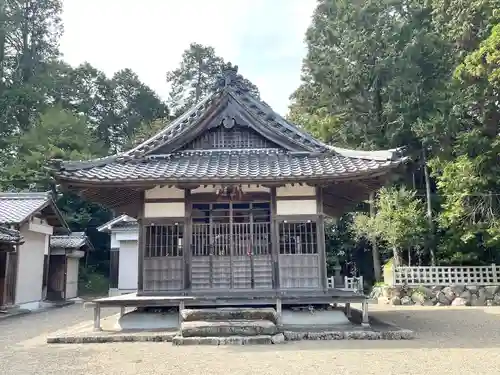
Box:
180, 308, 278, 323
172, 335, 273, 345
180, 320, 277, 337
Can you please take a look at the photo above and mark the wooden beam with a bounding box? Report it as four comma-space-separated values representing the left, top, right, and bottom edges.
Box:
137, 191, 145, 294
270, 187, 279, 290
184, 189, 192, 291
316, 186, 328, 292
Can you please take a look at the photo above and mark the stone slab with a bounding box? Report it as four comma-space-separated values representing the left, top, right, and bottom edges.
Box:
117, 310, 179, 331
172, 335, 277, 345
181, 307, 278, 323
284, 329, 414, 340
281, 309, 350, 330
47, 331, 176, 344
181, 319, 277, 337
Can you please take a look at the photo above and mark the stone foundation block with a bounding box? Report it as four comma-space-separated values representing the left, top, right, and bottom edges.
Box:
181, 319, 277, 337
172, 335, 275, 345
180, 308, 278, 323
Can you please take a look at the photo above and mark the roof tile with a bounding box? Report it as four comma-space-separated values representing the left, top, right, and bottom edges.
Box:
0, 192, 52, 224
50, 232, 91, 250
59, 149, 396, 183
0, 226, 23, 244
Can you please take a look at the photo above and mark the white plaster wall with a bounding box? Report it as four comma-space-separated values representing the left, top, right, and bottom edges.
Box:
65, 257, 79, 299
144, 202, 185, 218
111, 232, 119, 248
16, 225, 49, 309
119, 240, 139, 291
277, 184, 316, 197
276, 200, 317, 215
145, 186, 184, 199
115, 231, 138, 241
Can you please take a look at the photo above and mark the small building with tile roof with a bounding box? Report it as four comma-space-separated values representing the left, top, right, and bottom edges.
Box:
0, 191, 91, 309
47, 232, 94, 301
98, 215, 139, 296
51, 66, 407, 307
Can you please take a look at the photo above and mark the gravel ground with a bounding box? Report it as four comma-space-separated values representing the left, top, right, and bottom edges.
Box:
1, 303, 500, 375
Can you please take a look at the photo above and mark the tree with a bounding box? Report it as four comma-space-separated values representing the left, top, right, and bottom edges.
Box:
111, 69, 169, 148
351, 187, 428, 267
124, 118, 170, 150
0, 106, 104, 190
166, 43, 259, 113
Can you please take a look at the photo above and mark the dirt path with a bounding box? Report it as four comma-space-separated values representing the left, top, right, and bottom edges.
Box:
1, 303, 499, 375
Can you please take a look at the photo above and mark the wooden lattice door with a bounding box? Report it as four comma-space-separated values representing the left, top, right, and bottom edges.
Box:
191, 201, 272, 290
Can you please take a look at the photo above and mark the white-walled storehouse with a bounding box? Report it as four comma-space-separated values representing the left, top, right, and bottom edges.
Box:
98, 215, 138, 296
0, 191, 93, 310
0, 192, 69, 310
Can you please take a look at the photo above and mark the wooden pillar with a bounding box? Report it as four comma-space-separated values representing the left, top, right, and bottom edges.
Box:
183, 189, 192, 291
316, 186, 328, 292
270, 187, 280, 291
137, 191, 145, 295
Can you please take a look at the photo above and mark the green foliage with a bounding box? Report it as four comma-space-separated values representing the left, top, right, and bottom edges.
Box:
125, 118, 170, 150
1, 106, 103, 190
78, 265, 109, 297
166, 43, 259, 113
351, 187, 428, 266
291, 0, 500, 269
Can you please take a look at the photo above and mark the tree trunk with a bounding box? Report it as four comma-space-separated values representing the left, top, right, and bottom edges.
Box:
369, 192, 381, 281
195, 59, 202, 102
0, 0, 6, 91
392, 246, 401, 268
422, 147, 436, 265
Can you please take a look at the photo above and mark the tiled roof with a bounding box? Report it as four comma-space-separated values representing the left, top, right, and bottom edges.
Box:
97, 215, 138, 232
53, 66, 407, 184
57, 149, 401, 183
0, 226, 23, 244
0, 192, 52, 224
50, 232, 92, 250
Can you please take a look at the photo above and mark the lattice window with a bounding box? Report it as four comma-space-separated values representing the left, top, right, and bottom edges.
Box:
279, 222, 317, 255
182, 126, 279, 150
191, 202, 271, 256
144, 223, 184, 258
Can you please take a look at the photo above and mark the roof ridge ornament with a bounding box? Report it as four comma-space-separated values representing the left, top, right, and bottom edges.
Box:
214, 63, 249, 93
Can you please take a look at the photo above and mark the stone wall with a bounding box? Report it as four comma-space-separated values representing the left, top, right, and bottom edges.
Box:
371, 284, 500, 306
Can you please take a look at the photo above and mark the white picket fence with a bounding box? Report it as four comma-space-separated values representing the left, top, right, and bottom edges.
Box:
393, 264, 500, 286
327, 276, 364, 291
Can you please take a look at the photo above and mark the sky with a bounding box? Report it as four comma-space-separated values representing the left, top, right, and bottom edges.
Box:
59, 0, 317, 116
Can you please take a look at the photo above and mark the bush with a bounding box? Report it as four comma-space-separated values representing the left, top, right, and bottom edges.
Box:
78, 265, 109, 297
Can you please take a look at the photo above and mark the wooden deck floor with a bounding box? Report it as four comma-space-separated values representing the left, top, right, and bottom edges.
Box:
92, 289, 367, 308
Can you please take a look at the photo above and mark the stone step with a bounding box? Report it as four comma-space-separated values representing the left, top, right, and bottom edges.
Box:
172, 333, 285, 345
181, 319, 277, 337
181, 307, 278, 323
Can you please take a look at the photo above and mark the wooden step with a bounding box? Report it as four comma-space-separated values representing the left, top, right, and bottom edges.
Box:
181, 319, 277, 337
181, 307, 278, 323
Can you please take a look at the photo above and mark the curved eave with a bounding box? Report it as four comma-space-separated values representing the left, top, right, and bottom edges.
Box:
55, 162, 404, 187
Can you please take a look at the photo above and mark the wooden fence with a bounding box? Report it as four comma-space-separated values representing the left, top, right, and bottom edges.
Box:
392, 264, 499, 286
327, 276, 363, 291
